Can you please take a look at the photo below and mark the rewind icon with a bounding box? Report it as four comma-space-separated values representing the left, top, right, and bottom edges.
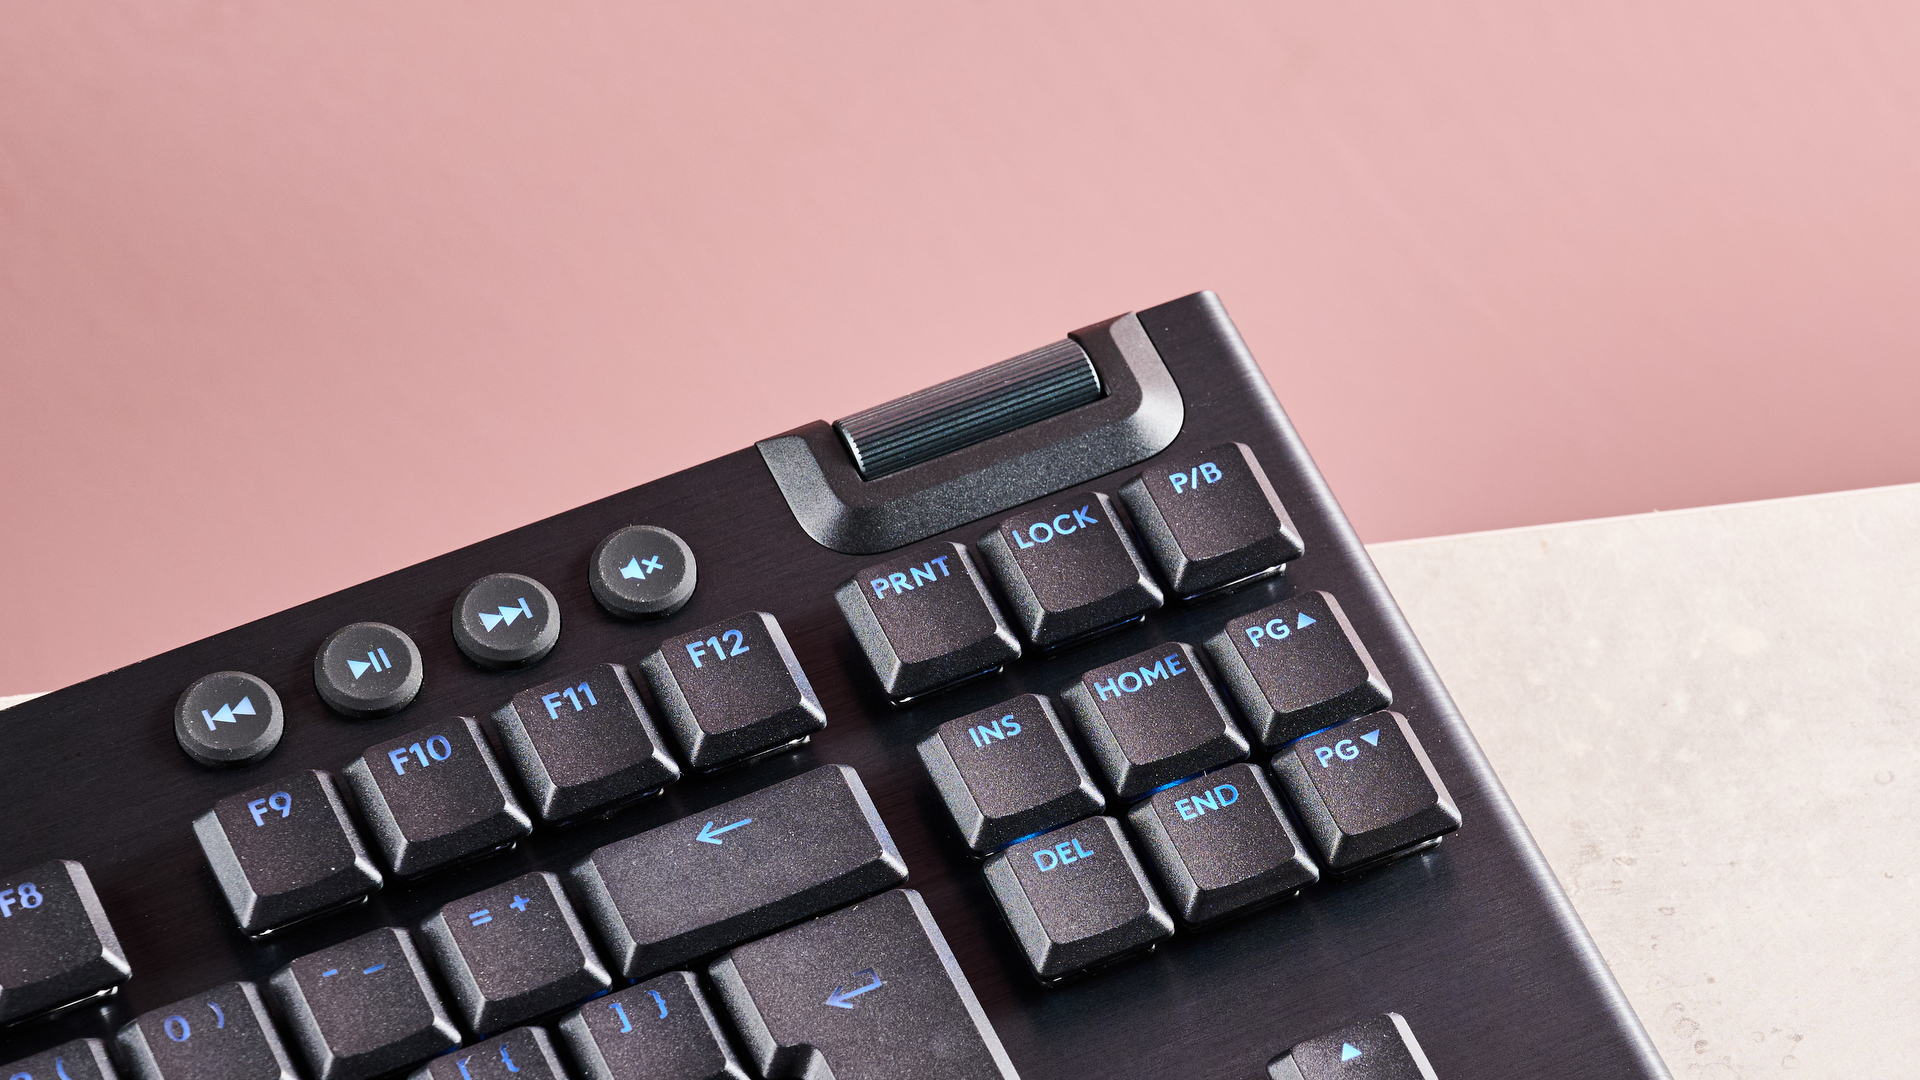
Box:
202, 696, 257, 731
478, 598, 534, 632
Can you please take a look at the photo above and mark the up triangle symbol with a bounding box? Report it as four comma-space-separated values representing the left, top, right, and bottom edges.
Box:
1340, 1043, 1362, 1062
1297, 612, 1316, 630
1361, 729, 1381, 746
347, 659, 371, 679
232, 696, 256, 716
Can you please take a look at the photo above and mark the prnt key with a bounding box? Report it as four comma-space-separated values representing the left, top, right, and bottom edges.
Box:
983, 817, 1172, 982
976, 491, 1163, 649
0, 860, 129, 1023
407, 1027, 568, 1080
491, 663, 681, 823
268, 927, 459, 1080
837, 541, 1021, 701
641, 612, 827, 771
708, 889, 1017, 1080
1119, 442, 1305, 598
559, 972, 748, 1080
419, 870, 610, 1034
1126, 764, 1318, 926
1, 1039, 118, 1080
117, 982, 297, 1080
1271, 713, 1461, 874
1268, 1013, 1439, 1080
919, 694, 1104, 852
571, 764, 906, 978
194, 770, 382, 934
1206, 591, 1390, 748
343, 717, 532, 878
1059, 643, 1249, 798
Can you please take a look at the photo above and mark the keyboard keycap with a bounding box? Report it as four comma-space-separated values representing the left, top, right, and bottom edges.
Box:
558, 972, 747, 1080
918, 694, 1103, 852
982, 817, 1172, 982
418, 870, 610, 1034
0, 860, 129, 1023
975, 492, 1163, 649
708, 889, 1016, 1080
407, 1027, 567, 1080
173, 671, 284, 768
1, 1039, 117, 1080
589, 524, 698, 619
1125, 764, 1318, 926
836, 541, 1021, 701
491, 663, 681, 823
193, 770, 382, 935
343, 717, 532, 878
1059, 643, 1249, 798
1205, 591, 1390, 748
1267, 1013, 1439, 1080
313, 622, 424, 719
640, 612, 827, 771
1119, 442, 1305, 598
268, 927, 459, 1080
570, 764, 906, 979
1270, 713, 1461, 873
452, 573, 560, 669
116, 982, 296, 1080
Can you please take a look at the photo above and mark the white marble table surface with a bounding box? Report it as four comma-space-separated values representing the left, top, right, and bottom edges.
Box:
8, 485, 1915, 1075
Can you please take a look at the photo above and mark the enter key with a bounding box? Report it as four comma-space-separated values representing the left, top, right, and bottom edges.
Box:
708, 889, 1019, 1080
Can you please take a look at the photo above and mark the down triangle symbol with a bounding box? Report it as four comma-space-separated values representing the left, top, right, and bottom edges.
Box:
1340, 1043, 1362, 1062
1361, 729, 1381, 746
232, 696, 256, 716
347, 659, 371, 679
1296, 612, 1316, 630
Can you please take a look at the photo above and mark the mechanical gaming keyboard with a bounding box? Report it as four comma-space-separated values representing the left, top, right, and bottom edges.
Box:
0, 292, 1672, 1080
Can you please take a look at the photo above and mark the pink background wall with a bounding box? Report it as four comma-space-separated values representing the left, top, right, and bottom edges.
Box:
5, 3, 1920, 694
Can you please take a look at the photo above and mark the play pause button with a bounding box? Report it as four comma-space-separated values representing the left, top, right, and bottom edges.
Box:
315, 622, 424, 718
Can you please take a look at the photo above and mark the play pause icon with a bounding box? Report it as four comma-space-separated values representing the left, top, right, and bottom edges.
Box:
347, 648, 393, 680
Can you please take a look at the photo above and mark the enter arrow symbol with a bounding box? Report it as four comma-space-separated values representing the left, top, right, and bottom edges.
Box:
824, 968, 883, 1009
697, 818, 752, 845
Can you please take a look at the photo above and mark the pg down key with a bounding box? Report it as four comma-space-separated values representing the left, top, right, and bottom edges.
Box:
1270, 713, 1460, 874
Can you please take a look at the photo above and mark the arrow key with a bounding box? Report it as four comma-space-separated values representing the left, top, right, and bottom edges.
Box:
1267, 1013, 1438, 1079
709, 889, 1017, 1080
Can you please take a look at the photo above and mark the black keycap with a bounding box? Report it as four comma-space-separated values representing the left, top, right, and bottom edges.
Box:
1206, 591, 1390, 748
418, 870, 610, 1034
452, 573, 560, 669
1, 1039, 117, 1080
117, 981, 297, 1080
193, 769, 382, 935
342, 717, 532, 878
0, 860, 129, 1023
975, 491, 1163, 648
708, 889, 1016, 1080
1058, 643, 1249, 798
1270, 713, 1461, 874
918, 694, 1103, 852
1268, 1013, 1439, 1080
558, 972, 747, 1080
982, 817, 1172, 982
314, 622, 424, 719
570, 764, 906, 979
589, 525, 697, 619
1125, 764, 1318, 926
407, 1027, 568, 1080
835, 541, 1021, 701
174, 671, 284, 768
639, 612, 826, 771
268, 927, 459, 1080
1119, 442, 1305, 598
491, 663, 681, 823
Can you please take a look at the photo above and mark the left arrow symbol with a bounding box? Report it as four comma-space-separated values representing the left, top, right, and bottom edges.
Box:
697, 818, 752, 844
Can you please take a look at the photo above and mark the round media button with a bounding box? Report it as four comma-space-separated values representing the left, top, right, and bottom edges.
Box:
589, 525, 697, 618
175, 671, 285, 768
314, 621, 423, 718
452, 572, 560, 668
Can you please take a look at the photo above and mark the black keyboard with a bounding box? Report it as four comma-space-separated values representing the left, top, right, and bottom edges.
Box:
0, 293, 1671, 1080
